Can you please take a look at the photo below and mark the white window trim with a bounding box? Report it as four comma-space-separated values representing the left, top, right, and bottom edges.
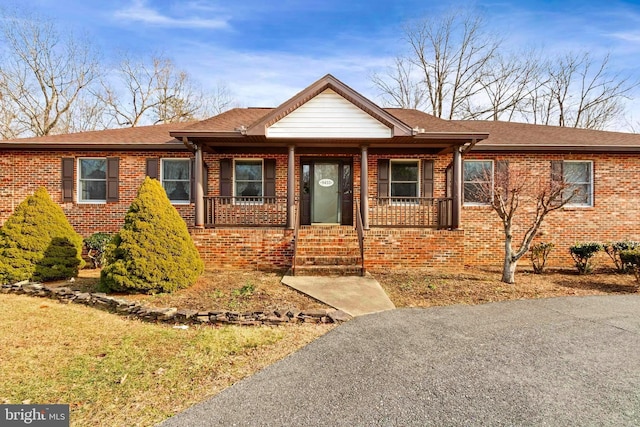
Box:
463, 159, 494, 206
77, 157, 107, 204
563, 160, 594, 208
161, 158, 191, 205
233, 159, 264, 205
389, 159, 420, 205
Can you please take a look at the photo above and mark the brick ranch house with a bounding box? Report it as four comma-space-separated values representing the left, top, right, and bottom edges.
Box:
2, 74, 640, 274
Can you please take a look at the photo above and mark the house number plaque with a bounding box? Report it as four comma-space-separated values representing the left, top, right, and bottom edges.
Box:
318, 179, 334, 187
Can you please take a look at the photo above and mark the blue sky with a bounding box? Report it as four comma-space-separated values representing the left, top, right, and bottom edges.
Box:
13, 0, 640, 125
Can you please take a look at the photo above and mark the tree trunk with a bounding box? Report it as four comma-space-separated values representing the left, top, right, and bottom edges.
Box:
502, 234, 517, 284
502, 255, 518, 284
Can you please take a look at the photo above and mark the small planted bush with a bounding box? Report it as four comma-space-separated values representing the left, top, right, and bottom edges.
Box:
84, 233, 112, 268
619, 249, 640, 289
604, 241, 640, 273
569, 242, 603, 274
101, 177, 204, 293
0, 187, 84, 283
530, 242, 554, 274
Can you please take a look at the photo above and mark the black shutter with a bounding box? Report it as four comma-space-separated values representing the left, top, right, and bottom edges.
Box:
264, 159, 276, 203
219, 158, 232, 198
496, 160, 510, 197
551, 160, 563, 184
550, 160, 564, 206
377, 159, 390, 203
61, 158, 74, 202
106, 157, 119, 202
190, 158, 196, 203
421, 160, 434, 199
203, 163, 209, 196
146, 158, 159, 179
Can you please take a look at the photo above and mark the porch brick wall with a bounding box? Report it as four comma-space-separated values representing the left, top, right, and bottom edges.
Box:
190, 227, 293, 271
364, 229, 465, 270
462, 153, 640, 269
0, 150, 194, 236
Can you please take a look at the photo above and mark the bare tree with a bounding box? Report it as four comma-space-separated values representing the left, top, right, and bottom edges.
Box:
463, 51, 544, 121
537, 52, 636, 130
376, 10, 637, 130
478, 162, 576, 283
374, 9, 500, 119
371, 57, 427, 110
100, 54, 235, 127
0, 8, 101, 138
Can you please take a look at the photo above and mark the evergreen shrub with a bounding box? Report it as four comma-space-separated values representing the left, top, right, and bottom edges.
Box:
569, 242, 603, 274
0, 187, 84, 283
604, 241, 640, 273
100, 177, 204, 293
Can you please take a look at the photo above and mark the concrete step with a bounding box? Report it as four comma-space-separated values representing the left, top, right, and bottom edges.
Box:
296, 255, 362, 266
293, 265, 364, 276
295, 248, 360, 258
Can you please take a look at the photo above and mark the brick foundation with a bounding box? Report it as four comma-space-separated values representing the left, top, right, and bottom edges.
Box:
190, 227, 294, 271
364, 228, 465, 270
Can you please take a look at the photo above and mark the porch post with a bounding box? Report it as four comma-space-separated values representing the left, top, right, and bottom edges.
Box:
287, 144, 295, 229
360, 145, 369, 229
194, 143, 205, 228
452, 146, 462, 230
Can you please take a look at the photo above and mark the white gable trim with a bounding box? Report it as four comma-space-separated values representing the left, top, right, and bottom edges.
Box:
266, 89, 392, 139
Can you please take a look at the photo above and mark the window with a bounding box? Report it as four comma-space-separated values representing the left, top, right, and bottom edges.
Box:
463, 160, 493, 205
78, 158, 107, 202
235, 160, 263, 200
161, 159, 191, 203
390, 160, 419, 199
563, 161, 593, 207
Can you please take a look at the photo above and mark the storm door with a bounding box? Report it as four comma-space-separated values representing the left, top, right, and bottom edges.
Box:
300, 159, 352, 225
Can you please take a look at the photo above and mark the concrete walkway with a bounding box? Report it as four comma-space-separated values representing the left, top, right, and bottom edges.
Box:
280, 274, 395, 317
160, 295, 640, 426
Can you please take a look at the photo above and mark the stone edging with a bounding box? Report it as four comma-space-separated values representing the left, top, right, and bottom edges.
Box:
0, 281, 352, 325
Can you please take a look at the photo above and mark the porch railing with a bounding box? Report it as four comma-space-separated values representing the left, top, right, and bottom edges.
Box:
205, 196, 288, 227
368, 197, 453, 229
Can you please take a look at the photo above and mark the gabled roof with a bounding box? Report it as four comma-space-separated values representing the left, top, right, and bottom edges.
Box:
244, 74, 414, 137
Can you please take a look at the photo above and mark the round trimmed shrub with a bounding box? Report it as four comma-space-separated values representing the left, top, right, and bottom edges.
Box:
100, 177, 204, 293
0, 187, 84, 284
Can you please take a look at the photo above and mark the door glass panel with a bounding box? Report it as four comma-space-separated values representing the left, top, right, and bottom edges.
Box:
312, 163, 340, 223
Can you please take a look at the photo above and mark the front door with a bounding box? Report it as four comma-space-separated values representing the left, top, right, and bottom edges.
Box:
301, 159, 353, 226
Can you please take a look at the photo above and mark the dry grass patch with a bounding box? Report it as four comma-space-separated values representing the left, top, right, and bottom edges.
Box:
0, 294, 333, 427
54, 269, 328, 312
375, 267, 639, 308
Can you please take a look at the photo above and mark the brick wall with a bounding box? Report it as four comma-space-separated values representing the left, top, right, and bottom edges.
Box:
3, 149, 640, 272
364, 228, 464, 270
190, 227, 293, 270
0, 150, 193, 236
462, 153, 640, 269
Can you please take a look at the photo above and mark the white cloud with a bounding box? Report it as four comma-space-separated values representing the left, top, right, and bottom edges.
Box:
171, 44, 392, 108
113, 0, 229, 29
608, 31, 640, 44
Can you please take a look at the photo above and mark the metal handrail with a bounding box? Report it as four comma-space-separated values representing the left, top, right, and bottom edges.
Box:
355, 200, 365, 276
291, 200, 300, 276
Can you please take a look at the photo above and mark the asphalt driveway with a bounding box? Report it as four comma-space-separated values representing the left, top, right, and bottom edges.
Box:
161, 295, 640, 426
